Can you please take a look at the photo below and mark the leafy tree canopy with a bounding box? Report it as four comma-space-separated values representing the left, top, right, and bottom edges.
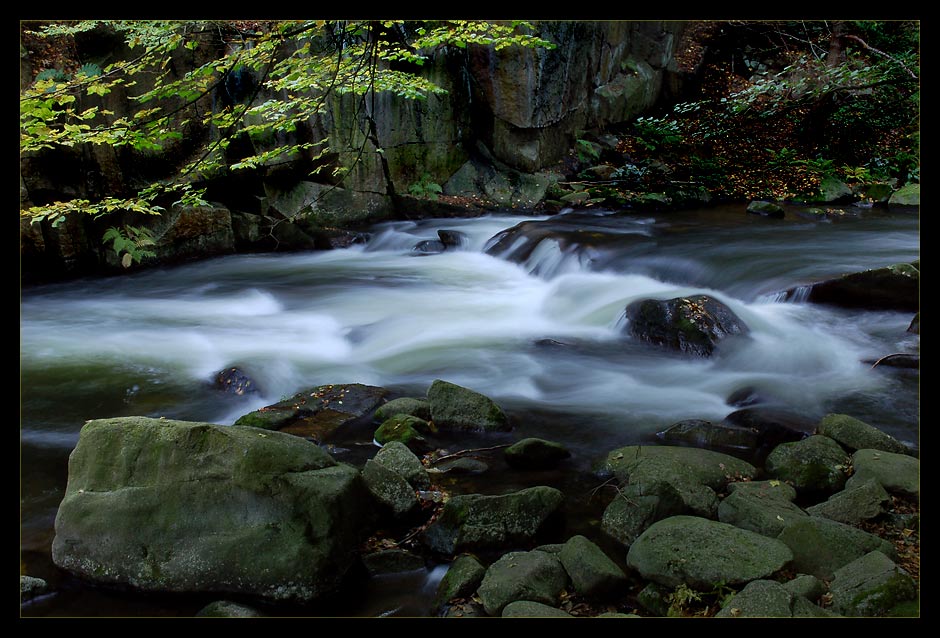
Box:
20, 19, 554, 227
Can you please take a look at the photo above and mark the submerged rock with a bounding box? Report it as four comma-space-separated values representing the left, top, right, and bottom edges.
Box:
413, 239, 447, 254
214, 366, 260, 396
51, 417, 371, 602
623, 294, 749, 357
504, 437, 571, 469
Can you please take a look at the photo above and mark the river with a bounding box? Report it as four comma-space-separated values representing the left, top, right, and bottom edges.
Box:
20, 203, 919, 616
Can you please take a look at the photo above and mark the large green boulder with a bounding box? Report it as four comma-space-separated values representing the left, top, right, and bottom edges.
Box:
434, 554, 486, 610
817, 176, 854, 203
476, 550, 569, 616
817, 414, 910, 455
423, 486, 564, 555
829, 551, 917, 617
846, 449, 920, 499
426, 380, 510, 432
714, 580, 793, 618
623, 294, 750, 357
765, 435, 852, 496
361, 459, 418, 518
51, 417, 371, 602
605, 445, 757, 517
558, 535, 627, 597
888, 183, 920, 206
626, 515, 793, 589
776, 517, 897, 580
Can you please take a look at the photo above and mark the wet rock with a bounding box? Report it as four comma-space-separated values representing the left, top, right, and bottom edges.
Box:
746, 200, 785, 217
432, 457, 490, 475
717, 480, 808, 537
438, 229, 470, 248
427, 379, 510, 432
214, 366, 260, 396
868, 353, 919, 369
413, 239, 447, 254
601, 481, 686, 548
502, 600, 573, 617
829, 551, 917, 617
656, 419, 758, 459
504, 438, 571, 470
626, 515, 793, 589
195, 600, 265, 617
725, 386, 766, 407
361, 549, 425, 576
20, 575, 48, 602
373, 441, 430, 490
623, 294, 749, 357
714, 580, 793, 618
51, 417, 371, 602
434, 554, 486, 610
764, 435, 852, 497
804, 260, 919, 312
721, 407, 816, 462
423, 486, 564, 555
558, 535, 627, 597
804, 479, 890, 525
817, 413, 911, 455
234, 383, 389, 440
374, 397, 431, 422
361, 459, 418, 518
477, 550, 569, 616
846, 449, 919, 499
776, 517, 897, 580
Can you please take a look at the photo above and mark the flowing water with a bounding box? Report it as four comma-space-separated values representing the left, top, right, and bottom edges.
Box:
20, 203, 919, 617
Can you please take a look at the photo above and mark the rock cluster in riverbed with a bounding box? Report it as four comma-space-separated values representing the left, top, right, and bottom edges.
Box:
46, 379, 918, 618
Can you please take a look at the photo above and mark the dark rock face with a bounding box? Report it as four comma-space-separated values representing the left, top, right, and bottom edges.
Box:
413, 240, 447, 254
623, 294, 749, 357
438, 229, 470, 248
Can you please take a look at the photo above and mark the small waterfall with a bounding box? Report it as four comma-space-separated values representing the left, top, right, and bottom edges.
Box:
760, 284, 813, 304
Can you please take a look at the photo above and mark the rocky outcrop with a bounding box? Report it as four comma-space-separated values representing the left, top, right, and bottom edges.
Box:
623, 294, 749, 357
51, 417, 371, 602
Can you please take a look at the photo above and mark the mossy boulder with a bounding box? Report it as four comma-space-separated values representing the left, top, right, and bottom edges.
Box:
817, 413, 910, 455
427, 379, 510, 432
816, 177, 855, 203
373, 440, 430, 490
374, 414, 431, 450
623, 294, 749, 357
846, 449, 920, 499
764, 435, 852, 497
502, 600, 573, 617
476, 550, 569, 616
625, 515, 793, 589
423, 486, 564, 555
888, 183, 920, 206
714, 579, 793, 618
504, 438, 571, 470
434, 554, 486, 610
776, 517, 897, 580
605, 445, 757, 517
361, 459, 418, 518
746, 200, 785, 217
374, 397, 431, 422
558, 535, 627, 597
829, 551, 917, 617
717, 480, 808, 537
804, 478, 891, 525
601, 481, 686, 548
51, 417, 371, 602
